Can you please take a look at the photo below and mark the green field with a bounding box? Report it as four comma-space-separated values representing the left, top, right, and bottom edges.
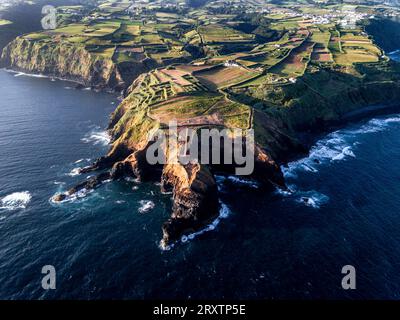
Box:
198, 24, 254, 43
13, 0, 393, 91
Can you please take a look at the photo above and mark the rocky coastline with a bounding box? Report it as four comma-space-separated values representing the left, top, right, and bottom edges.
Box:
0, 36, 155, 92
3, 33, 400, 248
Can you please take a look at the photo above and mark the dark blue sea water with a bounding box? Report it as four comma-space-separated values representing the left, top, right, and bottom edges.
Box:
1, 65, 400, 299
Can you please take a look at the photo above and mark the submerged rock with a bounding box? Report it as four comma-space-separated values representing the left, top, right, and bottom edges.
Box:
52, 172, 111, 203
52, 193, 67, 202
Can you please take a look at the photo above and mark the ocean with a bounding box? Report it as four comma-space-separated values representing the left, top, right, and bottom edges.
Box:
1, 65, 400, 299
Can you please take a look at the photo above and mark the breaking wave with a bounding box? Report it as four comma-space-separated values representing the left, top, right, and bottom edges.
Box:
389, 50, 400, 62
295, 191, 330, 209
283, 115, 400, 179
67, 167, 81, 177
81, 128, 110, 146
275, 185, 329, 209
0, 191, 32, 211
215, 175, 259, 192
277, 114, 400, 209
161, 202, 231, 251
138, 200, 155, 214
50, 188, 93, 204
11, 71, 48, 78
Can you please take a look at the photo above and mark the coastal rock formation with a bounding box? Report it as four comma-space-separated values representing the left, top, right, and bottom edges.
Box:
52, 172, 111, 202
0, 36, 153, 91
46, 66, 295, 246
160, 163, 219, 248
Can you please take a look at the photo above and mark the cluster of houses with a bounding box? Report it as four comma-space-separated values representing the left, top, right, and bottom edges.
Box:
271, 6, 376, 29
127, 0, 188, 16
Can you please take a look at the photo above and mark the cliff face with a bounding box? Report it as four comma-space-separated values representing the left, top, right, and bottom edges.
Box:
1, 37, 152, 91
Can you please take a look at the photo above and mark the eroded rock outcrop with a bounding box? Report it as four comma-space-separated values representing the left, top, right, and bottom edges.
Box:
52, 172, 111, 202
160, 163, 219, 248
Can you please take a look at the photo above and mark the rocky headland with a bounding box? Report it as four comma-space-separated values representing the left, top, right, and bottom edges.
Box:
2, 11, 400, 248
0, 36, 156, 91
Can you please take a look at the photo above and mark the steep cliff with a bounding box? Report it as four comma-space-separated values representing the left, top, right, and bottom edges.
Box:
0, 36, 153, 91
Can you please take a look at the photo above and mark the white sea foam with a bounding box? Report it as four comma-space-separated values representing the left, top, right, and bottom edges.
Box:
296, 191, 330, 209
81, 129, 110, 146
74, 159, 84, 164
67, 167, 81, 177
0, 191, 32, 211
275, 185, 296, 196
282, 130, 358, 178
301, 163, 318, 172
138, 200, 155, 213
350, 116, 400, 135
248, 114, 400, 212
161, 189, 172, 195
50, 188, 93, 204
276, 184, 329, 208
227, 176, 259, 188
275, 184, 329, 209
383, 116, 400, 124
13, 71, 48, 78
389, 50, 400, 62
181, 202, 231, 243
215, 175, 259, 190
331, 146, 355, 161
